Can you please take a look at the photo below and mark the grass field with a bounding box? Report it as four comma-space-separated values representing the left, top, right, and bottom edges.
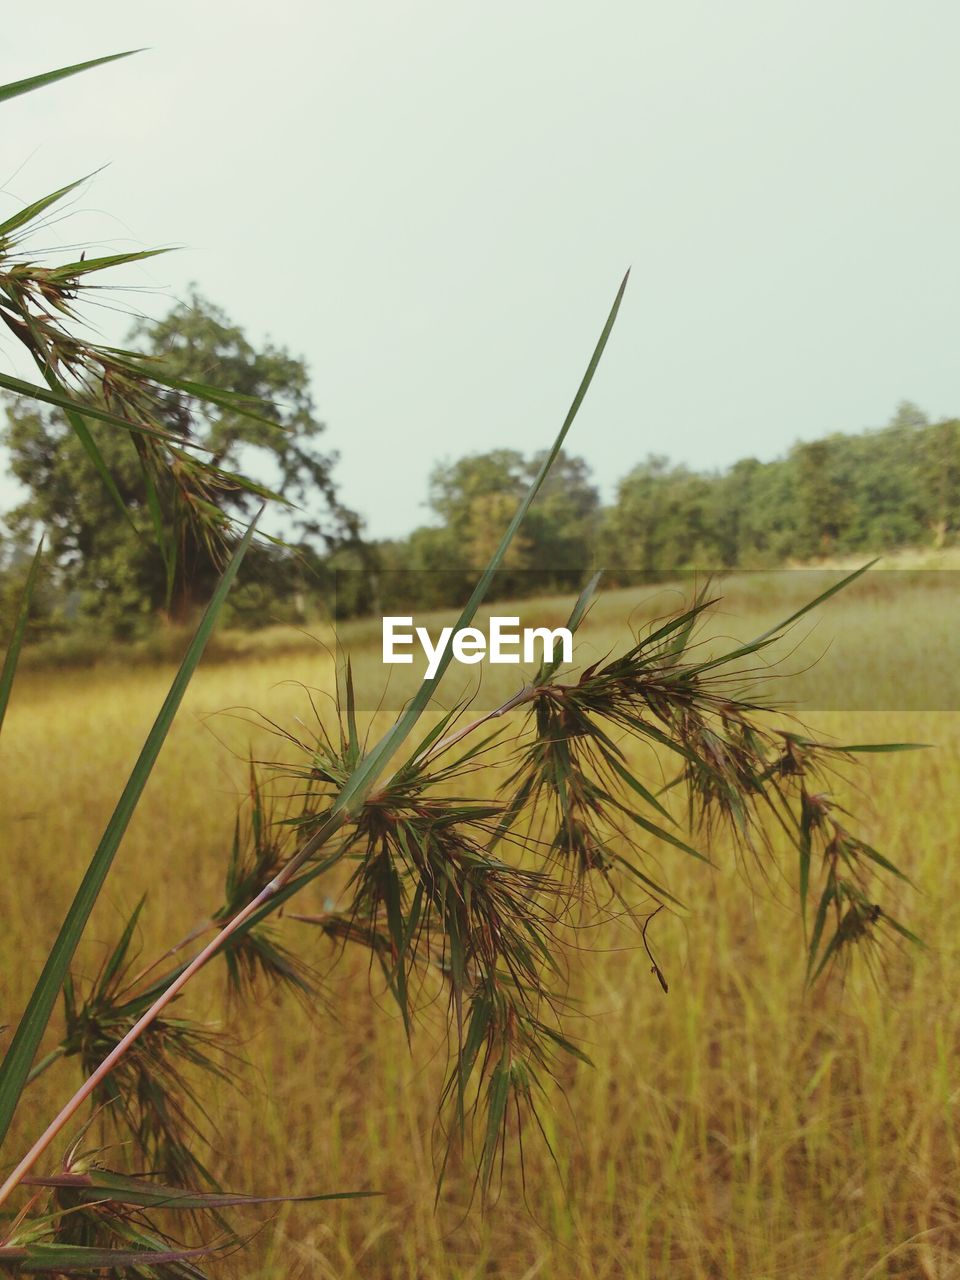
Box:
2, 567, 959, 1278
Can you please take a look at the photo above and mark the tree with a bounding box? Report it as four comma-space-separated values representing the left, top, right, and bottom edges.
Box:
425, 448, 598, 595
2, 292, 359, 632
603, 454, 715, 577
917, 418, 960, 547
521, 448, 600, 578
790, 437, 855, 559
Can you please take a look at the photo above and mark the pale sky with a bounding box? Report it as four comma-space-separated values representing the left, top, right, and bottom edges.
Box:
3, 1, 959, 538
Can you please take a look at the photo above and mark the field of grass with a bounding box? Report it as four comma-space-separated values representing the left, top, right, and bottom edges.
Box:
2, 568, 959, 1278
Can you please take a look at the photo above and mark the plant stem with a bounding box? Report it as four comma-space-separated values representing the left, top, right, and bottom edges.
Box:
414, 684, 542, 766
0, 808, 347, 1208
0, 685, 545, 1205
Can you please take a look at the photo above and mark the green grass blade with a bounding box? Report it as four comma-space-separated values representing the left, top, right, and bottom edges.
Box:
39, 364, 138, 533
692, 561, 878, 677
0, 537, 43, 738
335, 272, 629, 814
0, 1243, 211, 1273
137, 447, 176, 607
12, 307, 137, 530
0, 176, 90, 240
798, 793, 814, 928
42, 248, 171, 280
22, 1170, 380, 1210
0, 372, 187, 445
0, 51, 141, 104
0, 515, 260, 1150
537, 569, 603, 681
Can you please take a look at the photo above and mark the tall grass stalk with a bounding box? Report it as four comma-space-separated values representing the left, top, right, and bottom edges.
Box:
0, 51, 928, 1276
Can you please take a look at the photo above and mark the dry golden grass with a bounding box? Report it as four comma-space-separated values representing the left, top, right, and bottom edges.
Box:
2, 571, 959, 1278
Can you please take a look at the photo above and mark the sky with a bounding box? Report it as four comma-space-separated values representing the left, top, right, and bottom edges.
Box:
2, 0, 960, 539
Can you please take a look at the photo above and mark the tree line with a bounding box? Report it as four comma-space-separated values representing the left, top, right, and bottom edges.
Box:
1, 293, 958, 641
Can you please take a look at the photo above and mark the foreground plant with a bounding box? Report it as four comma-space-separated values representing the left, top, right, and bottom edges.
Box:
0, 52, 924, 1279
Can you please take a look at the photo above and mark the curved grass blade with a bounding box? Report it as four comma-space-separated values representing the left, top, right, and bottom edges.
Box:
22, 1170, 380, 1210
0, 51, 141, 105
0, 515, 261, 1150
0, 372, 192, 446
0, 538, 42, 739
0, 175, 90, 242
0, 1242, 212, 1273
690, 561, 878, 677
41, 248, 171, 280
38, 365, 137, 533
536, 569, 603, 681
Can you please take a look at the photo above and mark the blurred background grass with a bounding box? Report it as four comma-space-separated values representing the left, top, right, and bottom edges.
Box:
2, 568, 958, 1279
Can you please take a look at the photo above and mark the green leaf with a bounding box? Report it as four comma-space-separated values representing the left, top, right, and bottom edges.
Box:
97, 898, 146, 995
0, 537, 42, 739
798, 792, 815, 928
42, 248, 171, 280
481, 1061, 511, 1192
8, 305, 141, 533
880, 913, 924, 947
0, 51, 141, 104
0, 514, 261, 1149
537, 569, 603, 681
138, 447, 176, 608
692, 561, 879, 676
22, 1169, 380, 1210
0, 371, 190, 446
38, 363, 138, 535
805, 881, 835, 986
596, 743, 676, 824
0, 176, 91, 241
619, 803, 711, 863
855, 840, 912, 883
0, 1241, 211, 1273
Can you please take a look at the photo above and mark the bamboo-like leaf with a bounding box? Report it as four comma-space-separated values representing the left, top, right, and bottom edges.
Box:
691, 561, 878, 676
41, 248, 171, 280
0, 175, 90, 241
798, 792, 815, 928
618, 803, 711, 863
855, 840, 913, 883
0, 51, 141, 105
537, 569, 603, 681
22, 1170, 380, 1210
0, 371, 191, 445
97, 899, 146, 995
809, 926, 845, 984
880, 914, 924, 947
0, 515, 261, 1149
805, 881, 835, 986
596, 744, 676, 824
0, 1242, 212, 1273
104, 353, 286, 427
0, 537, 42, 739
138, 448, 176, 607
38, 363, 138, 533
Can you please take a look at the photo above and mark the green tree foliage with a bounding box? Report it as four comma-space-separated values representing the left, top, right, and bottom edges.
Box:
2, 293, 358, 633
418, 448, 600, 594
601, 455, 713, 575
